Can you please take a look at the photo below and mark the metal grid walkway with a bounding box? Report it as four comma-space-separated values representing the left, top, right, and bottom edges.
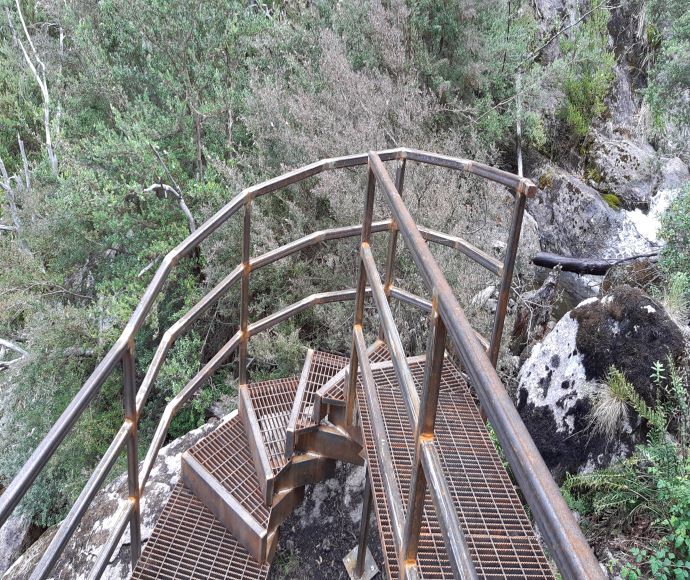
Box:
358, 358, 554, 579
318, 342, 390, 406
132, 482, 269, 580
292, 351, 348, 431
247, 377, 298, 475
187, 415, 270, 527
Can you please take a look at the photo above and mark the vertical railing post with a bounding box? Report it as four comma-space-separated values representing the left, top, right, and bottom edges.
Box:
488, 190, 526, 367
382, 160, 406, 299
239, 198, 252, 385
401, 290, 445, 568
355, 465, 373, 577
345, 164, 376, 426
122, 341, 141, 567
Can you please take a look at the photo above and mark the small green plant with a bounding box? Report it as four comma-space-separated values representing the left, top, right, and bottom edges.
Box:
601, 193, 622, 210
565, 360, 690, 578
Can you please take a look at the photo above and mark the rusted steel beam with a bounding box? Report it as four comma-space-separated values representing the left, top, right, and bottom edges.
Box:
247, 289, 364, 337
285, 349, 315, 458
361, 244, 419, 425
368, 151, 602, 580
123, 344, 142, 567
139, 331, 242, 494
381, 160, 406, 312
345, 167, 376, 426
388, 286, 489, 351
239, 385, 275, 504
488, 191, 526, 367
420, 441, 477, 579
402, 148, 537, 197
418, 226, 502, 277
251, 220, 391, 270
353, 327, 406, 552
135, 264, 243, 414
355, 466, 373, 577
239, 201, 252, 385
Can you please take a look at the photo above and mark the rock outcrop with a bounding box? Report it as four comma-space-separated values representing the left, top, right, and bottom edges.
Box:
4, 419, 220, 579
516, 286, 685, 482
585, 133, 658, 209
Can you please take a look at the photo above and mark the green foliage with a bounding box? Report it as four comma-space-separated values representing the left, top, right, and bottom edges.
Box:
565, 360, 690, 578
660, 184, 690, 278
555, 4, 615, 138
645, 0, 690, 155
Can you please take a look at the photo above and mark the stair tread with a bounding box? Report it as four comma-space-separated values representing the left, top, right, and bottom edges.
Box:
187, 414, 271, 527
318, 341, 389, 406
131, 482, 269, 580
291, 350, 348, 433
358, 357, 554, 579
246, 376, 299, 476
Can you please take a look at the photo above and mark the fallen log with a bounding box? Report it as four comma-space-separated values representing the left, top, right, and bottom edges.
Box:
532, 251, 659, 276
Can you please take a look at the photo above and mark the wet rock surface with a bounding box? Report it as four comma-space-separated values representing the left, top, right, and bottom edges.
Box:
516, 286, 685, 482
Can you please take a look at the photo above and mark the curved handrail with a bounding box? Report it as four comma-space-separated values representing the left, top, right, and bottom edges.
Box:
0, 147, 539, 579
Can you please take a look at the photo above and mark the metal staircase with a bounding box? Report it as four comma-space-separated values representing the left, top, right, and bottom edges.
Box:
0, 149, 605, 579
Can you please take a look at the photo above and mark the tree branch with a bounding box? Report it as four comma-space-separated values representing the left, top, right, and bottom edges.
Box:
142, 183, 197, 234
0, 337, 28, 357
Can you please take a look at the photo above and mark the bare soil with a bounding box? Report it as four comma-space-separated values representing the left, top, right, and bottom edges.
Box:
269, 461, 386, 580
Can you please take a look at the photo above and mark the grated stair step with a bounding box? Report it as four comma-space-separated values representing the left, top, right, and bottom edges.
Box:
313, 340, 390, 423
285, 349, 349, 455
358, 356, 555, 579
131, 482, 269, 580
181, 414, 301, 563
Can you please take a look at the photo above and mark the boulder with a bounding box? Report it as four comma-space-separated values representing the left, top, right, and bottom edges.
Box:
3, 419, 220, 579
0, 511, 35, 576
585, 133, 658, 209
516, 286, 685, 481
528, 164, 621, 258
659, 157, 690, 192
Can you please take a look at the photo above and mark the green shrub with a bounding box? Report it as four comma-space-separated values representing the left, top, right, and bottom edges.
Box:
660, 184, 690, 278
564, 360, 690, 578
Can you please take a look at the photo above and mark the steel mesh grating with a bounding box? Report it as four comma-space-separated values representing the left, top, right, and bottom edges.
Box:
188, 416, 270, 527
319, 342, 390, 405
247, 376, 299, 474
358, 358, 554, 579
132, 482, 269, 580
293, 351, 348, 431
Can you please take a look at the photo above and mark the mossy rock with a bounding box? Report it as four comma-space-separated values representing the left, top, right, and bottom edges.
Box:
601, 193, 622, 210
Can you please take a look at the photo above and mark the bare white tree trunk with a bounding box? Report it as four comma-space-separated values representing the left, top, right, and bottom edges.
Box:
8, 1, 58, 174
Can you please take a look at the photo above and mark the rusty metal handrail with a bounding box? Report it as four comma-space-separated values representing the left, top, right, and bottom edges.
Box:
362, 151, 602, 579
0, 147, 545, 579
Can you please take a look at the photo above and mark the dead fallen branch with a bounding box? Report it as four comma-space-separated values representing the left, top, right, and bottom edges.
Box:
532, 251, 659, 276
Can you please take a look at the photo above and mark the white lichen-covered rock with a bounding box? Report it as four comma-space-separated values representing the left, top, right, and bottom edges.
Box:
3, 419, 220, 579
516, 286, 685, 481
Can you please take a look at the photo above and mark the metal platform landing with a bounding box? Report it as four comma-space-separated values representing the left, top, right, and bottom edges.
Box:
358, 358, 554, 579
131, 482, 269, 580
